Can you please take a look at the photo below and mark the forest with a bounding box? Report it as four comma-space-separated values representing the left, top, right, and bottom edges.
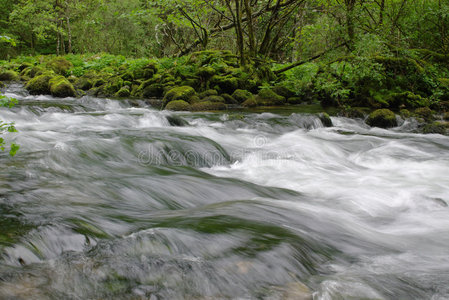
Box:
1, 0, 449, 128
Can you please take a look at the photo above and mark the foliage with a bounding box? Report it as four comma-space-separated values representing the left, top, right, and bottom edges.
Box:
0, 94, 19, 156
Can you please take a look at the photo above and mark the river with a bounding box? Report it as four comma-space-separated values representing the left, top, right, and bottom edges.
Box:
1, 84, 449, 299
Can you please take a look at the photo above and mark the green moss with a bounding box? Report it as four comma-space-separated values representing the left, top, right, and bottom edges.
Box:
221, 93, 237, 104
74, 78, 93, 90
242, 97, 258, 107
0, 70, 19, 81
47, 57, 73, 75
165, 100, 191, 111
26, 74, 54, 95
203, 95, 225, 103
317, 112, 333, 127
231, 89, 252, 103
142, 83, 164, 98
273, 86, 295, 99
197, 66, 215, 78
0, 81, 4, 88
366, 109, 397, 128
210, 75, 239, 94
103, 76, 124, 95
163, 86, 196, 105
115, 86, 130, 98
414, 107, 434, 121
29, 66, 44, 78
388, 91, 430, 108
422, 122, 447, 134
190, 101, 226, 111
198, 89, 218, 99
49, 76, 76, 97
256, 88, 286, 106
18, 62, 33, 72
399, 109, 411, 118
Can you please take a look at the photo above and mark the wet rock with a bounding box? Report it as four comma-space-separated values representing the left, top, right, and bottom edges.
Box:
318, 112, 333, 127
165, 100, 191, 111
366, 109, 397, 128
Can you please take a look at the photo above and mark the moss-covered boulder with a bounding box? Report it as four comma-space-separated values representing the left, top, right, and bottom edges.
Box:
190, 101, 226, 111
198, 89, 218, 99
256, 88, 286, 106
318, 113, 333, 127
273, 85, 295, 99
163, 86, 196, 104
103, 76, 124, 95
29, 66, 44, 78
232, 89, 253, 103
203, 95, 225, 103
26, 74, 54, 95
197, 66, 216, 79
221, 93, 237, 104
115, 86, 131, 98
141, 83, 164, 98
414, 107, 434, 121
0, 81, 4, 88
388, 91, 430, 108
165, 100, 191, 111
422, 122, 447, 134
47, 57, 73, 75
49, 76, 76, 97
242, 97, 258, 107
74, 77, 93, 91
211, 75, 239, 94
366, 109, 397, 128
0, 70, 19, 81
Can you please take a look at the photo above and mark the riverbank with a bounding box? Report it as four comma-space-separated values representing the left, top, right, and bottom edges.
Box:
1, 51, 448, 133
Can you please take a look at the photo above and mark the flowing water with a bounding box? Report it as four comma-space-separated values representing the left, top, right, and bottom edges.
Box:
1, 84, 449, 299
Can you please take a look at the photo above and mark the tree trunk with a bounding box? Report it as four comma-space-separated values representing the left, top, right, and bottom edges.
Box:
243, 0, 256, 57
66, 16, 72, 53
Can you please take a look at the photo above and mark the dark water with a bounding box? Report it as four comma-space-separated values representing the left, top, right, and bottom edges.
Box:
1, 84, 449, 299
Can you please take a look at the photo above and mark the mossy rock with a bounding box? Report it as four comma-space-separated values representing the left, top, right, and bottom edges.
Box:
75, 78, 93, 91
190, 101, 226, 111
197, 66, 215, 78
273, 86, 295, 99
29, 66, 44, 78
203, 95, 225, 103
396, 109, 410, 120
231, 89, 252, 103
388, 91, 430, 108
422, 122, 447, 135
163, 86, 196, 104
242, 97, 258, 107
103, 76, 124, 95
47, 57, 73, 75
198, 89, 218, 99
256, 88, 286, 106
165, 100, 191, 111
221, 93, 237, 105
18, 62, 33, 72
0, 70, 19, 81
0, 81, 4, 88
414, 107, 434, 121
366, 109, 397, 128
26, 74, 54, 95
142, 83, 164, 98
115, 86, 131, 98
49, 76, 76, 98
317, 112, 333, 127
210, 75, 239, 94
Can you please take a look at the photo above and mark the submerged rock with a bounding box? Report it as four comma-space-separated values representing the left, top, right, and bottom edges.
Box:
366, 109, 397, 128
318, 112, 333, 127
